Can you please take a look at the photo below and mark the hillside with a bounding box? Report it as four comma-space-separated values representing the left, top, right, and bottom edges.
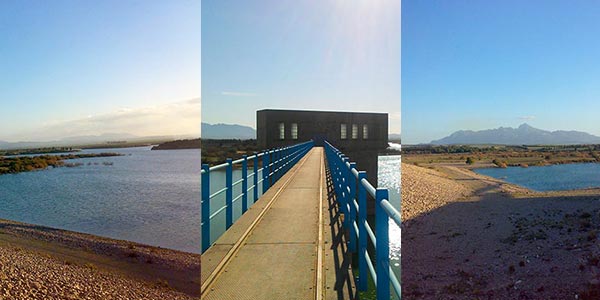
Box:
201, 123, 255, 139
151, 139, 200, 150
432, 123, 600, 145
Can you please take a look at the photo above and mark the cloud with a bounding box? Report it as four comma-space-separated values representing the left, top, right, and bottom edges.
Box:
518, 115, 536, 121
221, 91, 258, 97
5, 98, 200, 142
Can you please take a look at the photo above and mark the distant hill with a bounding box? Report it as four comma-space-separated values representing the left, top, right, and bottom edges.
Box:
432, 123, 600, 145
0, 134, 194, 150
59, 133, 139, 143
151, 138, 200, 150
201, 123, 256, 139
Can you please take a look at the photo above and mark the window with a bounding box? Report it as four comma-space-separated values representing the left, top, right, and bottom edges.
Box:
291, 123, 298, 140
363, 124, 369, 139
279, 122, 285, 140
352, 124, 358, 139
340, 124, 347, 139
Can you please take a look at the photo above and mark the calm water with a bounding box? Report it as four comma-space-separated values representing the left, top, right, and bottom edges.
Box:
0, 146, 200, 253
378, 155, 401, 280
474, 162, 600, 192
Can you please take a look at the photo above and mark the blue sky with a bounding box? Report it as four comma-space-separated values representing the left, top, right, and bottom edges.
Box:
0, 1, 200, 142
403, 0, 600, 144
202, 0, 401, 134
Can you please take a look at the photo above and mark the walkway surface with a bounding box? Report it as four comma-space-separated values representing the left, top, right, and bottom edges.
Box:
201, 147, 355, 300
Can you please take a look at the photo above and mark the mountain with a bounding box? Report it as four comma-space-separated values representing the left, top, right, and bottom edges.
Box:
0, 134, 195, 150
201, 123, 256, 139
58, 133, 140, 143
389, 133, 401, 141
431, 123, 600, 145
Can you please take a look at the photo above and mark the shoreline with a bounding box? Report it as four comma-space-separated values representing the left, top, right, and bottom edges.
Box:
402, 161, 600, 299
0, 218, 199, 299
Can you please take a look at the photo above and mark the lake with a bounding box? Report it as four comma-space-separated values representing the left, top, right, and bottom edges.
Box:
0, 146, 200, 254
474, 162, 600, 192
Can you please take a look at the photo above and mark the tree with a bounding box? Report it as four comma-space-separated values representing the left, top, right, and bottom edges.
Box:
466, 157, 475, 164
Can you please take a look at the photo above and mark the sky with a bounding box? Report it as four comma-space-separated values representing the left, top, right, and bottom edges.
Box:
403, 0, 600, 144
201, 0, 401, 134
0, 1, 200, 142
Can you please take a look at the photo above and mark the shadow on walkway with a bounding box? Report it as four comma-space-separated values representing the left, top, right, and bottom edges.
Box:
325, 165, 357, 300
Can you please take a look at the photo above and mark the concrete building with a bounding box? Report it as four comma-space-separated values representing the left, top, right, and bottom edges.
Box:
256, 109, 388, 192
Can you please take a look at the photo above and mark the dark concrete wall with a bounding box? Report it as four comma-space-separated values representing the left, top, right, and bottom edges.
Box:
256, 109, 388, 191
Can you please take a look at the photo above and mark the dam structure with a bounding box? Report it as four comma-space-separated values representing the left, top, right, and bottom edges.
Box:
201, 110, 400, 300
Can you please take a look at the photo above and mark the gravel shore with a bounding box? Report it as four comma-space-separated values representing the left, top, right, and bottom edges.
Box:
401, 163, 470, 220
402, 162, 600, 299
0, 219, 199, 299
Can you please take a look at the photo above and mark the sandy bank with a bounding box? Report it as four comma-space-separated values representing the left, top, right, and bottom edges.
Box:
402, 163, 600, 299
0, 219, 199, 299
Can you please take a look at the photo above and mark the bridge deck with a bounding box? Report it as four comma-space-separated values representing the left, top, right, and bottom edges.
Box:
201, 147, 355, 300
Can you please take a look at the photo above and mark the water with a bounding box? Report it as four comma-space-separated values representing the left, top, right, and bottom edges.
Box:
378, 155, 401, 288
0, 146, 200, 254
474, 162, 600, 192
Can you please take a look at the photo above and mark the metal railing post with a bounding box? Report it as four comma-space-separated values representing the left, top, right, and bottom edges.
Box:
342, 157, 350, 230
375, 188, 390, 300
357, 171, 368, 291
226, 158, 233, 228
262, 150, 269, 193
242, 155, 248, 213
201, 164, 210, 252
348, 162, 357, 253
253, 152, 258, 202
275, 148, 280, 181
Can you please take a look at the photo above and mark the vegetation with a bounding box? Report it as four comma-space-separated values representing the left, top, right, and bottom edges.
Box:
403, 144, 600, 167
0, 147, 77, 156
201, 139, 258, 165
0, 153, 122, 175
151, 138, 200, 150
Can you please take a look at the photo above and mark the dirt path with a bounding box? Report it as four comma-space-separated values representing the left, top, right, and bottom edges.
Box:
402, 163, 600, 299
0, 219, 199, 299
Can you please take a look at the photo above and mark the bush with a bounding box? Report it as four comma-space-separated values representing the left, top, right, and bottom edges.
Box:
465, 157, 475, 164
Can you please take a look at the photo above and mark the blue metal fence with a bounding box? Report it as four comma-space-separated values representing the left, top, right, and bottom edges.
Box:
201, 140, 314, 253
324, 141, 401, 300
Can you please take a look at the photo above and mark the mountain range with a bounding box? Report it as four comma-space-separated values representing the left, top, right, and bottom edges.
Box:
431, 124, 600, 145
201, 123, 256, 139
0, 133, 193, 150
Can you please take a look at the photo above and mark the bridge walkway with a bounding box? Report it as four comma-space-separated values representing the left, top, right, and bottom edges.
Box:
201, 147, 355, 300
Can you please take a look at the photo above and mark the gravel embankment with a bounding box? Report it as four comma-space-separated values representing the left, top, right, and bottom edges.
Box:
402, 162, 600, 299
0, 243, 193, 300
0, 219, 199, 299
401, 163, 471, 220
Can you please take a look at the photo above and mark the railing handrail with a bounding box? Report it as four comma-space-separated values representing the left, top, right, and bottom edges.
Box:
201, 140, 314, 252
200, 141, 313, 174
324, 140, 401, 300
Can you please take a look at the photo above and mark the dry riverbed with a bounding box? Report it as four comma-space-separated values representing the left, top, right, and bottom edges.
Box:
402, 162, 600, 299
0, 219, 199, 299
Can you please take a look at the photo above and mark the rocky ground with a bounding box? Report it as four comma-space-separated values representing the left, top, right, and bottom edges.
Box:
402, 162, 600, 300
0, 219, 199, 299
401, 163, 470, 220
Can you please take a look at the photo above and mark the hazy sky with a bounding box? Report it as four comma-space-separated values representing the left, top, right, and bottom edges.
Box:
403, 1, 600, 144
0, 1, 200, 142
201, 0, 401, 134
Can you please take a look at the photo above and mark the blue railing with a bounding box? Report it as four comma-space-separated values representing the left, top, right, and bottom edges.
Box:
324, 141, 401, 300
201, 140, 314, 253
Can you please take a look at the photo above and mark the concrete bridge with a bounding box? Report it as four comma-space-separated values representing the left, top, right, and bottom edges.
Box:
200, 141, 401, 300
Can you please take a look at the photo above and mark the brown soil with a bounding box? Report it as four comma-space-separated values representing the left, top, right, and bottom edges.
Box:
0, 219, 199, 299
402, 162, 600, 299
